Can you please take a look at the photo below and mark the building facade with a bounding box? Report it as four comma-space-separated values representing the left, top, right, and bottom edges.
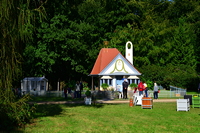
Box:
89, 41, 141, 91
21, 76, 48, 94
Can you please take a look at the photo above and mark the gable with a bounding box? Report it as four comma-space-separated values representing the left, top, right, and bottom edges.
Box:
99, 54, 141, 76
23, 77, 48, 81
90, 48, 120, 75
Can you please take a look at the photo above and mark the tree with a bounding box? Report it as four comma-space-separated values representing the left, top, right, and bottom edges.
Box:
0, 0, 47, 130
23, 0, 107, 88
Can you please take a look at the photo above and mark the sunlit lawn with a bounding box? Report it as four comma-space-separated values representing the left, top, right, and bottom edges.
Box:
21, 91, 200, 133
16, 102, 200, 133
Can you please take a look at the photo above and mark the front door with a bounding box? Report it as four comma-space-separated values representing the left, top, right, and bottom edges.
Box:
116, 76, 123, 92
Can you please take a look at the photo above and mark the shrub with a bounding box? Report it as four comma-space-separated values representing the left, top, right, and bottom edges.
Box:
129, 83, 138, 90
101, 83, 109, 90
0, 89, 35, 131
85, 90, 91, 97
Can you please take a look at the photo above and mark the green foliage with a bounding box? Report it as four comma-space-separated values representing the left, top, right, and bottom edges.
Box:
146, 80, 154, 90
85, 90, 91, 97
129, 83, 138, 90
0, 0, 46, 131
82, 81, 89, 90
65, 80, 76, 89
101, 83, 109, 90
0, 89, 35, 131
140, 64, 198, 90
21, 0, 200, 91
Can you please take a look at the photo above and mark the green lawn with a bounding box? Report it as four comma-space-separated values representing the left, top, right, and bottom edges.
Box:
15, 102, 200, 133
186, 91, 199, 95
29, 96, 79, 102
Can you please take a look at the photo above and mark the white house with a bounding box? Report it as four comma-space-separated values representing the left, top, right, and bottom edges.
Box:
21, 77, 48, 95
89, 41, 141, 91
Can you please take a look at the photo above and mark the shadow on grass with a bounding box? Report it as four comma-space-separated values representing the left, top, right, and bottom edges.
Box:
33, 104, 63, 118
64, 103, 105, 108
33, 102, 105, 118
29, 96, 85, 102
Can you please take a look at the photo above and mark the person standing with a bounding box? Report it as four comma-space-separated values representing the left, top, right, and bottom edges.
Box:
198, 83, 200, 94
138, 81, 144, 96
153, 82, 159, 99
67, 87, 72, 98
64, 88, 67, 99
122, 79, 129, 99
75, 81, 80, 98
143, 81, 148, 97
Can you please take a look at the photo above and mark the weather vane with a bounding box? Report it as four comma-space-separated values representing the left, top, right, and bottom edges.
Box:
103, 40, 109, 52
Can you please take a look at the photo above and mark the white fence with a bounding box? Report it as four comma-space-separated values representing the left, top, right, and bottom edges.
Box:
146, 90, 186, 98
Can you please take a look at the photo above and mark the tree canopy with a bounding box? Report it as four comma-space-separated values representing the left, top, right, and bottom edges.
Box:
19, 0, 200, 90
2, 0, 200, 91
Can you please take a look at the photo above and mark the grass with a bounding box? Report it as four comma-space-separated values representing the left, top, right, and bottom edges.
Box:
186, 91, 199, 95
29, 96, 82, 102
14, 102, 200, 133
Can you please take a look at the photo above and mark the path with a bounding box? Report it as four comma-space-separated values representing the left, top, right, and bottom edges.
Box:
29, 99, 177, 105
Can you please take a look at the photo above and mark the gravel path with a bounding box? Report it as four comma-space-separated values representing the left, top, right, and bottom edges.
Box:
29, 98, 177, 105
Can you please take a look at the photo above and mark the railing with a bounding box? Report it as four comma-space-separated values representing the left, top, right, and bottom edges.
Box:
169, 85, 186, 97
146, 90, 186, 98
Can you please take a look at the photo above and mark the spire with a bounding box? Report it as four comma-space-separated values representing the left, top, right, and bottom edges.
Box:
125, 41, 133, 65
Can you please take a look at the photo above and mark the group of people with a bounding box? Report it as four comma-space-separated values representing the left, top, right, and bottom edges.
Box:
122, 79, 159, 99
63, 81, 83, 99
138, 81, 159, 99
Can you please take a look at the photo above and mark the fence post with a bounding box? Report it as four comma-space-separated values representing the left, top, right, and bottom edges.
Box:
170, 89, 171, 98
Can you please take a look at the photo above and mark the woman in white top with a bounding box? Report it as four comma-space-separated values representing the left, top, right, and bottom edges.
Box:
153, 82, 159, 99
143, 82, 148, 97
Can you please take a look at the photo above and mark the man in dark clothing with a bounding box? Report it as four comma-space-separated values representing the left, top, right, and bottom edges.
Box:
122, 79, 129, 99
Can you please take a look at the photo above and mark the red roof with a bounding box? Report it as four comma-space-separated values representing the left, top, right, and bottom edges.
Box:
90, 48, 121, 75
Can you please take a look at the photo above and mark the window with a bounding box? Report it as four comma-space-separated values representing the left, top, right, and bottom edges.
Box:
109, 79, 112, 85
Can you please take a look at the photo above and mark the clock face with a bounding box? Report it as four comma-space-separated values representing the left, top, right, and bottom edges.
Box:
116, 59, 123, 71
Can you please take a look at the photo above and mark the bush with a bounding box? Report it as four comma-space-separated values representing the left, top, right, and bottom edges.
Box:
101, 83, 109, 90
139, 64, 199, 90
129, 83, 138, 90
0, 89, 35, 131
85, 90, 91, 97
